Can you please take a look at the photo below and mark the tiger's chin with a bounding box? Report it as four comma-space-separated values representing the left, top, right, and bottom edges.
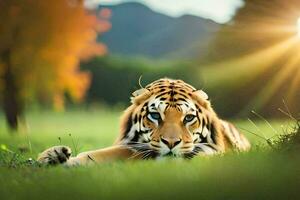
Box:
159, 151, 180, 158
135, 149, 188, 159
155, 151, 196, 160
137, 144, 197, 159
156, 149, 195, 159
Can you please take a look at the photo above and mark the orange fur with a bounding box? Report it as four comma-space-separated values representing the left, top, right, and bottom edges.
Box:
37, 78, 250, 166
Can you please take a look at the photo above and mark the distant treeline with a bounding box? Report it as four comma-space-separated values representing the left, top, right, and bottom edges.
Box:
81, 55, 299, 119
81, 56, 202, 106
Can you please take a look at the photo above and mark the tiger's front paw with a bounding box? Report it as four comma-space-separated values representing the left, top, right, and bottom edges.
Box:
37, 146, 72, 165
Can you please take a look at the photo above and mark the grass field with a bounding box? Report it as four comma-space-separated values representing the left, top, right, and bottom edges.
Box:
0, 110, 299, 200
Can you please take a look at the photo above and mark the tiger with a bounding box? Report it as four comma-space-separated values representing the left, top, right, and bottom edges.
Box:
37, 78, 250, 166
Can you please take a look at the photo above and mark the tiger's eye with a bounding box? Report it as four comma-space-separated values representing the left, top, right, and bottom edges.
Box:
184, 114, 195, 123
149, 112, 161, 121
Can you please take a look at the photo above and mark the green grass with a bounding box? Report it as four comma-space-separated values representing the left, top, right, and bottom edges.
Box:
0, 110, 298, 200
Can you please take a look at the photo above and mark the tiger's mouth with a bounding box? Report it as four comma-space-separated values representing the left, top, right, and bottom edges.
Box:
158, 150, 197, 159
162, 151, 182, 158
151, 147, 196, 159
164, 152, 174, 156
127, 141, 197, 159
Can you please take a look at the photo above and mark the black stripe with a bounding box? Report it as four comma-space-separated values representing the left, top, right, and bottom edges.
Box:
133, 114, 138, 123
177, 97, 187, 102
131, 130, 151, 142
189, 120, 197, 126
201, 118, 205, 132
170, 90, 177, 97
155, 91, 169, 98
206, 143, 217, 151
177, 93, 189, 99
210, 123, 217, 144
195, 105, 202, 113
131, 131, 140, 142
121, 112, 133, 139
143, 102, 148, 108
199, 133, 208, 143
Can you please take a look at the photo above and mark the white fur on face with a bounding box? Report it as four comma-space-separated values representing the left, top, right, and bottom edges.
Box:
147, 97, 200, 156
123, 94, 218, 157
159, 140, 183, 156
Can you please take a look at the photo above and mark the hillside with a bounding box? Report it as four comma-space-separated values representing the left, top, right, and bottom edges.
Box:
99, 2, 220, 59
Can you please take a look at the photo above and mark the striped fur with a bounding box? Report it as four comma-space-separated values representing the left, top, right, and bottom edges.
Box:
37, 78, 251, 166
115, 78, 250, 159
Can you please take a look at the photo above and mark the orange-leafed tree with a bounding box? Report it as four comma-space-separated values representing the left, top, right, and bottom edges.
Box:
0, 0, 110, 131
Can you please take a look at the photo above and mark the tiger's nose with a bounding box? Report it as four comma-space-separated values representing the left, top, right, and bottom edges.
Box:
160, 136, 182, 149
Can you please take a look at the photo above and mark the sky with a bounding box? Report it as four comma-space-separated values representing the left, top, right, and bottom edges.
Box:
85, 0, 244, 24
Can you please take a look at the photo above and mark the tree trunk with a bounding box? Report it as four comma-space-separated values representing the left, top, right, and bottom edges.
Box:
1, 48, 23, 131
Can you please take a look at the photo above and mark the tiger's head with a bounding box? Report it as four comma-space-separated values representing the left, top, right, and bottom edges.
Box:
118, 78, 224, 159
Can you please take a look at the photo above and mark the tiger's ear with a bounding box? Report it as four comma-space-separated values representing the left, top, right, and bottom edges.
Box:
132, 88, 148, 97
194, 90, 209, 100
131, 88, 151, 104
193, 89, 210, 109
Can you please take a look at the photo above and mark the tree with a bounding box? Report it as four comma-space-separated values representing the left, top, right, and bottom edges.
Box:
0, 0, 110, 131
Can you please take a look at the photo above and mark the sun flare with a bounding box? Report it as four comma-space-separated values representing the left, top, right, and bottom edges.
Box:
297, 17, 300, 37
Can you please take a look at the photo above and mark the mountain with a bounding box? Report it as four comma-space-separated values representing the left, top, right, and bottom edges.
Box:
98, 2, 220, 59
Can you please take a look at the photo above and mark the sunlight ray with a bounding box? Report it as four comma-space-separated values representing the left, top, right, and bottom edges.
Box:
202, 36, 298, 89
241, 51, 300, 114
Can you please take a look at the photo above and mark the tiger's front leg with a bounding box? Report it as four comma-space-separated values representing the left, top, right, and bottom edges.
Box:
37, 145, 136, 166
69, 145, 136, 165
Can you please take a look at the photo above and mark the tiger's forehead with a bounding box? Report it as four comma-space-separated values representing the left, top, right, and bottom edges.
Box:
145, 79, 196, 93
145, 79, 197, 113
